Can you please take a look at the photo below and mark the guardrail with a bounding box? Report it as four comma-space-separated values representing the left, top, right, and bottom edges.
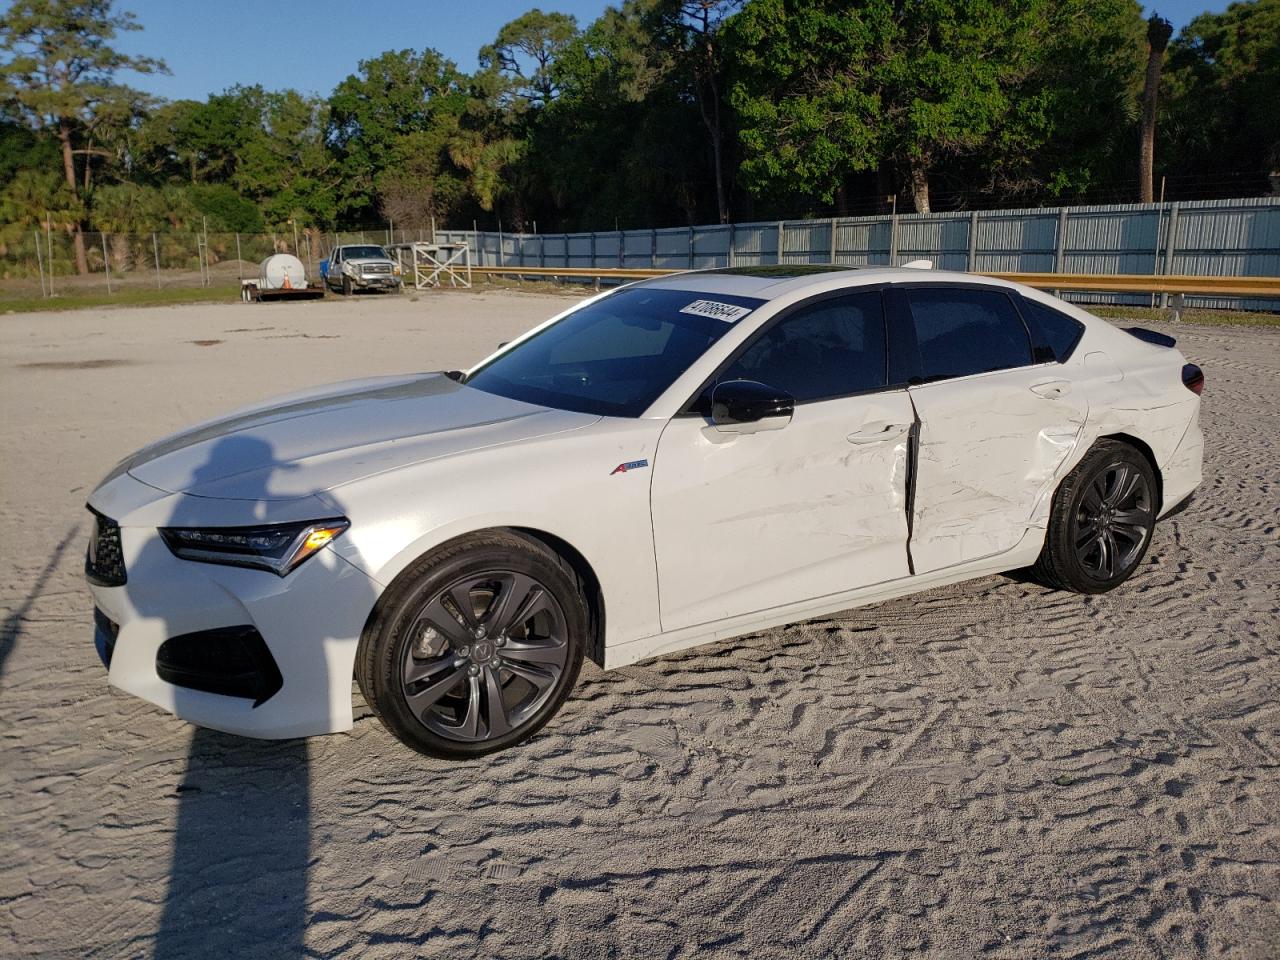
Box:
469, 264, 1280, 300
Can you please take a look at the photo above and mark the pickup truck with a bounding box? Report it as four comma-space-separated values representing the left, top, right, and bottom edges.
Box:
321, 244, 403, 295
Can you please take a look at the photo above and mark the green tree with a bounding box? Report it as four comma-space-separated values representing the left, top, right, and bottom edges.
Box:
728, 0, 1057, 213
0, 0, 165, 273
481, 9, 580, 106
649, 1, 740, 223
233, 89, 338, 228
328, 49, 469, 222
1162, 0, 1280, 187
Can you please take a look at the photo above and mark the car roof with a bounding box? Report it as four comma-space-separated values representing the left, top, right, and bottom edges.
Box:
640, 265, 1018, 300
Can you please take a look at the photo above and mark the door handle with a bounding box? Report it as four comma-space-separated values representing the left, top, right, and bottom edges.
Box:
846, 423, 911, 444
1030, 379, 1072, 399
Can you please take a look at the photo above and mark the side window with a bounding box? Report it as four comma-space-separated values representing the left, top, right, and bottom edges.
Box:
1019, 297, 1085, 362
904, 288, 1033, 381
333, 249, 342, 263
720, 292, 887, 402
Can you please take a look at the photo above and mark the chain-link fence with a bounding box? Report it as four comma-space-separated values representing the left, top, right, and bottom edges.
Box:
0, 226, 448, 298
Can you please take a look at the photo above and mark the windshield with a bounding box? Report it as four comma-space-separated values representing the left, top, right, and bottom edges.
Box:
341, 245, 389, 260
465, 287, 765, 417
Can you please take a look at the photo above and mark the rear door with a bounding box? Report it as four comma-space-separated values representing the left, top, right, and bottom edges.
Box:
650, 290, 916, 631
890, 285, 1089, 574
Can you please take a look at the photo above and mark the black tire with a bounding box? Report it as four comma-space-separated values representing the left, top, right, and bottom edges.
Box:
355, 531, 587, 759
1032, 439, 1158, 594
342, 275, 353, 296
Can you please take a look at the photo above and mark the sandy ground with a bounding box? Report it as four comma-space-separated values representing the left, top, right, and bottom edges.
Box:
1, 290, 1277, 959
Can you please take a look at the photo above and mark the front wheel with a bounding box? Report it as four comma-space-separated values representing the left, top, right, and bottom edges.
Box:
356, 532, 587, 759
1032, 439, 1158, 593
341, 275, 353, 296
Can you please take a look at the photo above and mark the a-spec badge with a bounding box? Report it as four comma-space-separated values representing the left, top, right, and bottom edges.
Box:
678, 299, 753, 323
610, 459, 649, 476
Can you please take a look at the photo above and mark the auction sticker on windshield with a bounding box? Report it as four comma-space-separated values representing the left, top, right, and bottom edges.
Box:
679, 299, 754, 323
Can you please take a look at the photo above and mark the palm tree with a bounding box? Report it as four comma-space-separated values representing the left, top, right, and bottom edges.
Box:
1139, 13, 1174, 203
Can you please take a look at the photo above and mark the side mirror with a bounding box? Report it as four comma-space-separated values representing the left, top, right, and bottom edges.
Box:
710, 379, 794, 434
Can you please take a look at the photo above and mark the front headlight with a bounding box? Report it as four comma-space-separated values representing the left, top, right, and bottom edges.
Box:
159, 519, 350, 576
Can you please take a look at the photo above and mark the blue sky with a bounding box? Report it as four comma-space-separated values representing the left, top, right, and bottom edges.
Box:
88, 0, 1235, 102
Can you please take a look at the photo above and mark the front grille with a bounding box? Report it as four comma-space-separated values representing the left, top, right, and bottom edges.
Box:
85, 509, 126, 586
362, 264, 392, 275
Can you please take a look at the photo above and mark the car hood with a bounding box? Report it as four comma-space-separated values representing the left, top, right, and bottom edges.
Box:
344, 257, 396, 268
112, 373, 597, 501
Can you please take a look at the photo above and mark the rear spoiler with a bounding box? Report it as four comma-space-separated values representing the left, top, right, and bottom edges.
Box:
1124, 327, 1177, 348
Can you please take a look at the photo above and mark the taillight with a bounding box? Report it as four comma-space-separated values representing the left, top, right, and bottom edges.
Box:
1182, 363, 1204, 395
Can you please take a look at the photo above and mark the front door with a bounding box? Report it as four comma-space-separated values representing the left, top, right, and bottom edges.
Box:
892, 285, 1089, 574
650, 291, 915, 632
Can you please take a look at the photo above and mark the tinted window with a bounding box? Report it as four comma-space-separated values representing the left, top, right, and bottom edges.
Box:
905, 288, 1032, 381
1020, 297, 1085, 361
718, 292, 887, 402
466, 288, 762, 417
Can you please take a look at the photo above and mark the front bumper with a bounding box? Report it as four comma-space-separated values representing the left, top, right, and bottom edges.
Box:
86, 475, 382, 739
354, 274, 400, 290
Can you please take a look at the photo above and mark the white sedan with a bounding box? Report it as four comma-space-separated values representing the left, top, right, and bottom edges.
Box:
85, 266, 1204, 758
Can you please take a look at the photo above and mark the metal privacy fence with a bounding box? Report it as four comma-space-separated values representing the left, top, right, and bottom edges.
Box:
438, 197, 1280, 311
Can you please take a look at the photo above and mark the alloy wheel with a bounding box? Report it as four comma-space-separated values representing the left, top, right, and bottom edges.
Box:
399, 571, 570, 743
1074, 462, 1153, 580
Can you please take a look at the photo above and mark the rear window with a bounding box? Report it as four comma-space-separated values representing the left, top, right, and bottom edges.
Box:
466, 288, 763, 417
1019, 297, 1086, 361
904, 288, 1033, 382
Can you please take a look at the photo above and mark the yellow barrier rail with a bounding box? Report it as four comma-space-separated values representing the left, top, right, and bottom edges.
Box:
468, 264, 1280, 298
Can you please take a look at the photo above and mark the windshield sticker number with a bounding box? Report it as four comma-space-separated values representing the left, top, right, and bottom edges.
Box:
679, 300, 753, 323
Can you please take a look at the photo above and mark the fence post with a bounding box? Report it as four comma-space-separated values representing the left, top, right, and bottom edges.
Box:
46, 222, 53, 296
235, 233, 242, 283
727, 223, 735, 268
1160, 203, 1181, 308
651, 228, 657, 268
590, 231, 596, 270
967, 210, 979, 271
618, 229, 624, 269
153, 232, 161, 289
33, 229, 46, 297
541, 234, 546, 269
829, 218, 837, 264
1053, 208, 1069, 298
888, 215, 898, 266
688, 226, 695, 268
776, 221, 784, 264
102, 234, 112, 295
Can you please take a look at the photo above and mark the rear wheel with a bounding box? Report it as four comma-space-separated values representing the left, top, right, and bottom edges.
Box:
1032, 440, 1158, 593
356, 532, 587, 759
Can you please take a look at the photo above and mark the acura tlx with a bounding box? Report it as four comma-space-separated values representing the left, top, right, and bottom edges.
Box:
85, 265, 1203, 758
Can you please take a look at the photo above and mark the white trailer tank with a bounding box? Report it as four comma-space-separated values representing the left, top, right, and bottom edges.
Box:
257, 253, 308, 290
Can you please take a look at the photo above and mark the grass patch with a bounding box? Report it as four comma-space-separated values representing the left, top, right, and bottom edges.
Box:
0, 284, 241, 314
1088, 304, 1280, 328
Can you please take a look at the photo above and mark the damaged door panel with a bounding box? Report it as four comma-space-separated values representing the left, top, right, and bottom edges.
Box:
886, 283, 1090, 575
651, 392, 915, 631
906, 372, 1088, 573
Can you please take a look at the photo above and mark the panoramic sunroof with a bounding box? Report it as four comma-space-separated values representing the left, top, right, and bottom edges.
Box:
699, 265, 860, 278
